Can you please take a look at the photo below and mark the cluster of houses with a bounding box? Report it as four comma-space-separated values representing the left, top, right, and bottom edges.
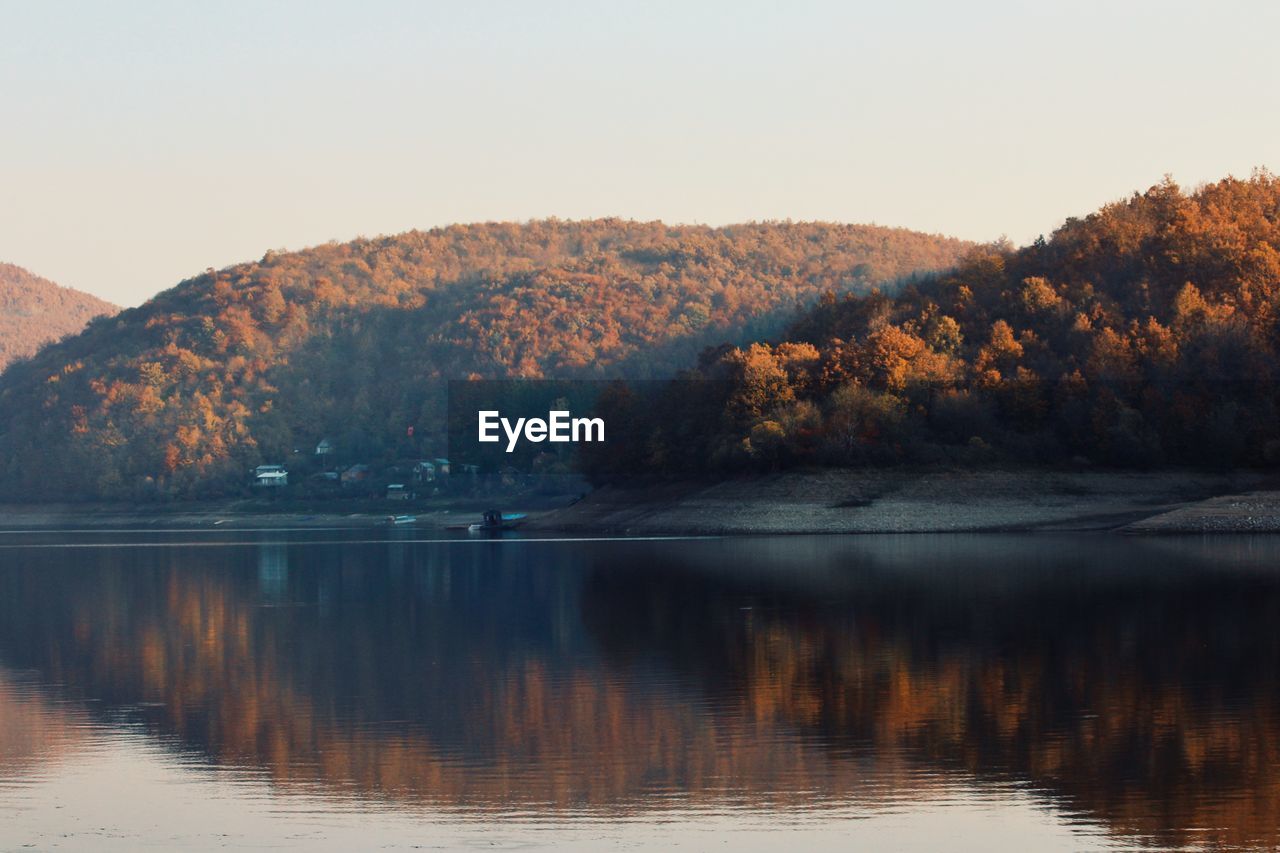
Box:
252, 440, 485, 500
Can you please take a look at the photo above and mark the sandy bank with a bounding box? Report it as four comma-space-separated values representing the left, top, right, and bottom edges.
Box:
0, 505, 448, 531
1123, 491, 1280, 533
0, 496, 575, 532
531, 469, 1263, 535
0, 470, 1272, 535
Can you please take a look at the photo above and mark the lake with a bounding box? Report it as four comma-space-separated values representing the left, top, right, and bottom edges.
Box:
0, 529, 1277, 850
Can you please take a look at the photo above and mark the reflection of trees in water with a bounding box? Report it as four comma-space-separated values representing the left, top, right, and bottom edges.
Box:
0, 669, 87, 776
0, 542, 938, 813
581, 537, 1280, 849
0, 536, 1278, 846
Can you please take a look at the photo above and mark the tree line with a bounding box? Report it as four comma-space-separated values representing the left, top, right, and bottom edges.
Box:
584, 173, 1280, 481
0, 219, 967, 499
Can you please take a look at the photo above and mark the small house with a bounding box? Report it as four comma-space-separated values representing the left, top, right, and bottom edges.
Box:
315, 438, 335, 458
253, 465, 288, 487
386, 484, 410, 501
413, 460, 436, 482
340, 464, 370, 485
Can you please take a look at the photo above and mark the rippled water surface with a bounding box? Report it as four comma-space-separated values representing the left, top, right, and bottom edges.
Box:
0, 530, 1278, 850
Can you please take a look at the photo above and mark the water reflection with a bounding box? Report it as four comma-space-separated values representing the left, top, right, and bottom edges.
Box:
256, 538, 289, 600
0, 669, 89, 777
0, 533, 1277, 848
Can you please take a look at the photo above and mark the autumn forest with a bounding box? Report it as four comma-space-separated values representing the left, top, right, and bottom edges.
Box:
2, 173, 1280, 499
0, 263, 117, 373
587, 173, 1280, 480
0, 220, 967, 498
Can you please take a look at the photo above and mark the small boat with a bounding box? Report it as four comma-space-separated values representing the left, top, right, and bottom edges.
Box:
387, 515, 417, 525
447, 509, 526, 533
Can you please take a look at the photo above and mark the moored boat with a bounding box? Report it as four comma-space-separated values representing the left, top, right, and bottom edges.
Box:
447, 509, 526, 533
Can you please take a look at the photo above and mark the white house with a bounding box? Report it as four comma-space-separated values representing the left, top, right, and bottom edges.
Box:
253, 465, 289, 487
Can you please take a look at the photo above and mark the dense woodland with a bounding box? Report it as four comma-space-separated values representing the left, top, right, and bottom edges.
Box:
586, 173, 1280, 481
0, 263, 117, 371
7, 173, 1277, 501
0, 220, 967, 499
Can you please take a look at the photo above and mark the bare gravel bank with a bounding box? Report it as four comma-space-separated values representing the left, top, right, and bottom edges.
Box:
1123, 491, 1280, 533
0, 496, 578, 532
0, 470, 1269, 535
531, 469, 1263, 535
0, 504, 443, 530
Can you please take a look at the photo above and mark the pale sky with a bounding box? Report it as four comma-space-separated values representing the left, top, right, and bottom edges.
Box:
2, 0, 1277, 307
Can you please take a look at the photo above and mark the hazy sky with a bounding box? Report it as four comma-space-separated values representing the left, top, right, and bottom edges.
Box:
2, 0, 1277, 306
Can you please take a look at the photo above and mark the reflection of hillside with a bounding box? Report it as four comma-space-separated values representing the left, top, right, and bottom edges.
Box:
582, 538, 1280, 849
0, 535, 1278, 847
0, 668, 87, 777
0, 542, 941, 813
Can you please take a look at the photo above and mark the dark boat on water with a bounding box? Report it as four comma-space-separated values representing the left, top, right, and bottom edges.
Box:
446, 509, 527, 533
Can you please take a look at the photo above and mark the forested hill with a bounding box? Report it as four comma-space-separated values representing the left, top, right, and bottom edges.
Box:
587, 173, 1280, 481
0, 219, 970, 499
0, 264, 117, 372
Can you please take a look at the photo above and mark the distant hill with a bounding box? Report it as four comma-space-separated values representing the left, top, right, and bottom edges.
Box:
588, 172, 1280, 481
0, 264, 117, 372
0, 219, 970, 499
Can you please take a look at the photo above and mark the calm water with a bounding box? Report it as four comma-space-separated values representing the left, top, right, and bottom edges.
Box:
0, 530, 1278, 850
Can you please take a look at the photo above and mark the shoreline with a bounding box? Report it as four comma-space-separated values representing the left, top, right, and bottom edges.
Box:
2, 468, 1278, 535
528, 469, 1273, 536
